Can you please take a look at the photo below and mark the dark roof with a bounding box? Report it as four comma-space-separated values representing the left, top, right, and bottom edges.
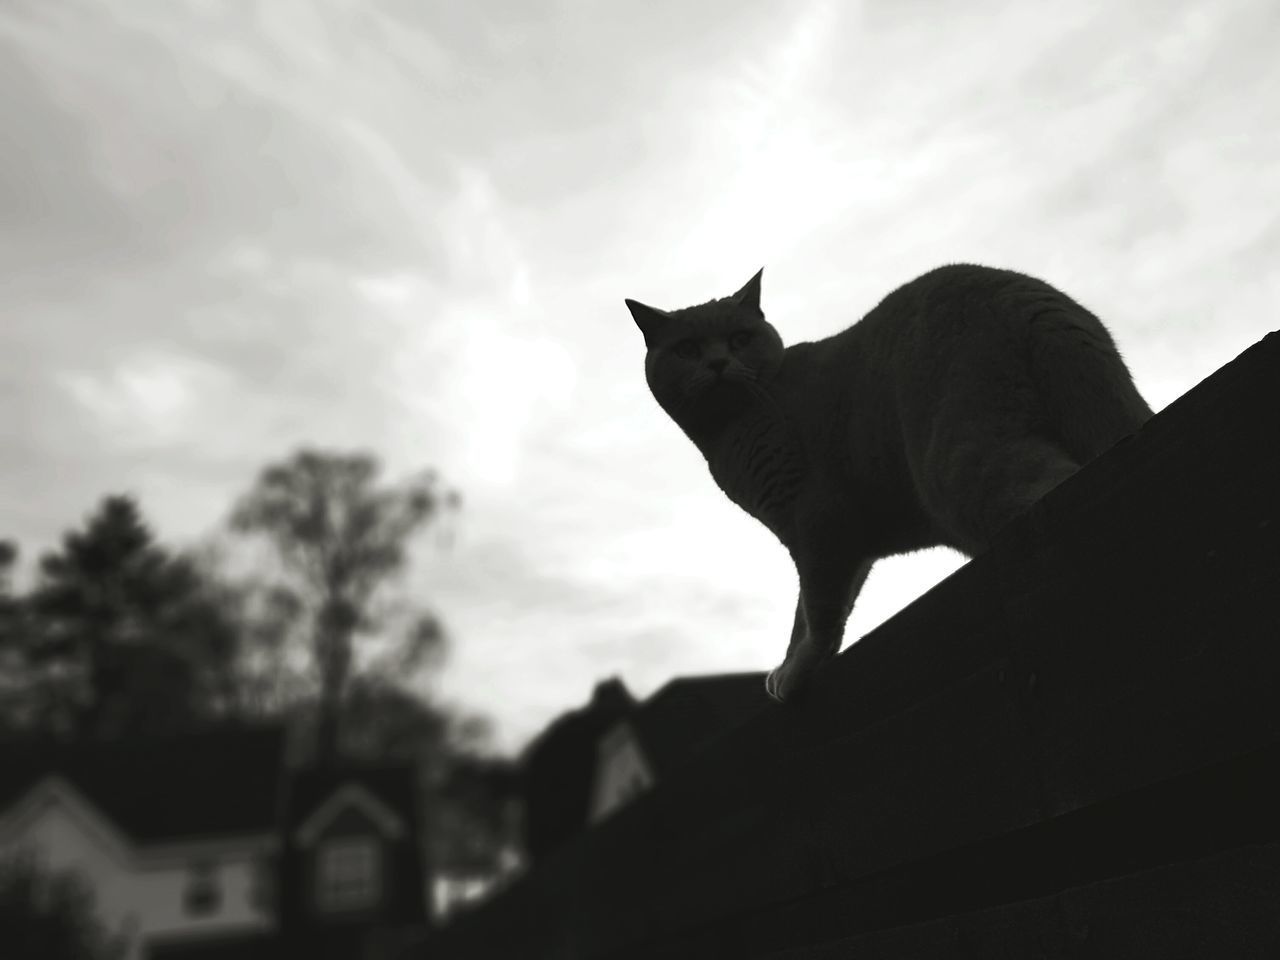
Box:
629, 672, 771, 778
520, 677, 635, 768
0, 724, 285, 842
520, 677, 636, 860
517, 674, 768, 857
284, 763, 420, 839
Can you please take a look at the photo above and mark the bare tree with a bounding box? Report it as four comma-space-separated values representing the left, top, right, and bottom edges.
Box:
228, 449, 457, 764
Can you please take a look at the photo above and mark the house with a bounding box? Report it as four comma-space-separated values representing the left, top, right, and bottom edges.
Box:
520, 673, 771, 858
0, 725, 428, 960
0, 726, 282, 959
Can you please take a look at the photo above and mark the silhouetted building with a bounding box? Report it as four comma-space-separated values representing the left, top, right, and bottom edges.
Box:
520, 677, 634, 861
589, 672, 770, 821
520, 673, 771, 858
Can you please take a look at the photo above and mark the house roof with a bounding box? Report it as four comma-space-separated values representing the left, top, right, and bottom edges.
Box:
521, 677, 636, 771
520, 677, 636, 859
628, 672, 771, 778
0, 724, 285, 843
284, 764, 420, 843
520, 673, 770, 856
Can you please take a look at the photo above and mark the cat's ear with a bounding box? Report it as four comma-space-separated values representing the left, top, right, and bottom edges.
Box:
732, 267, 764, 315
625, 298, 670, 346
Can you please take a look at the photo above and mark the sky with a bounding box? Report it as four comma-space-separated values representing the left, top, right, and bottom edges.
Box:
2, 0, 1278, 754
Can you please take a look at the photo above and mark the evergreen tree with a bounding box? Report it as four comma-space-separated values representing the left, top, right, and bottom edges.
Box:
16, 496, 239, 739
0, 540, 27, 733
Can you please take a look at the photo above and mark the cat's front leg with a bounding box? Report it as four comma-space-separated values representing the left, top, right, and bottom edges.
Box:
765, 557, 873, 703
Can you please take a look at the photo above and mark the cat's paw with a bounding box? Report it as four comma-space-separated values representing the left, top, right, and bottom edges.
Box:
765, 667, 785, 704
767, 635, 839, 703
765, 660, 803, 704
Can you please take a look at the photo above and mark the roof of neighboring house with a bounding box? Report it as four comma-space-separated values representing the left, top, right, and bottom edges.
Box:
627, 672, 771, 778
285, 763, 420, 844
0, 724, 285, 843
520, 673, 771, 856
520, 677, 635, 860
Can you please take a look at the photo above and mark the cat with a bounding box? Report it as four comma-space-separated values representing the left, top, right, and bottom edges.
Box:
626, 264, 1153, 703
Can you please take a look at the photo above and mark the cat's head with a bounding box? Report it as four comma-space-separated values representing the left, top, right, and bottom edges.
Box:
625, 268, 785, 422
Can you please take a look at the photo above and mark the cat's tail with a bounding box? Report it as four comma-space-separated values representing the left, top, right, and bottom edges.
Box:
1030, 311, 1155, 464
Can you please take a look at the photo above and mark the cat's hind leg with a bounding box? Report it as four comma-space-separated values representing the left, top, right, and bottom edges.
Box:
937, 436, 1080, 553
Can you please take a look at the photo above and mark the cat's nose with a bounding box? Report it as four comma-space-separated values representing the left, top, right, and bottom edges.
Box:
708, 358, 728, 374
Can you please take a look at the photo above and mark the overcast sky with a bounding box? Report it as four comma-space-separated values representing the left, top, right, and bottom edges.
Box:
3, 0, 1277, 753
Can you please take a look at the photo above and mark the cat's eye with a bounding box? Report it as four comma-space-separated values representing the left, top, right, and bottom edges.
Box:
673, 339, 701, 360
729, 331, 754, 349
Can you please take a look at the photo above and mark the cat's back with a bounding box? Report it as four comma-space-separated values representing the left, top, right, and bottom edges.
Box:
848, 263, 1059, 340
777, 262, 1150, 478
824, 263, 1127, 377
783, 264, 1048, 399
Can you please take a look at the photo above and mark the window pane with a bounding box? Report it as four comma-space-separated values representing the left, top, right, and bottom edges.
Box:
184, 861, 222, 916
317, 838, 381, 911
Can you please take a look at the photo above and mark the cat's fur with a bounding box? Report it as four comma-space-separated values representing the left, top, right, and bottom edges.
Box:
626, 264, 1153, 703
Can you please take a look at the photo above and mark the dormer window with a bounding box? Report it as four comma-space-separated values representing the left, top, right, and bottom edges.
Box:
316, 837, 382, 912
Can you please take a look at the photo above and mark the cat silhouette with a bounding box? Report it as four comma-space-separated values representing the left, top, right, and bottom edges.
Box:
627, 265, 1152, 703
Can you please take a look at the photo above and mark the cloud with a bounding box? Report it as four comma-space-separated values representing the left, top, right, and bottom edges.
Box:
56, 351, 230, 448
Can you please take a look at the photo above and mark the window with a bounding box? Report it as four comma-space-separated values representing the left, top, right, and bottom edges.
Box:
183, 860, 222, 916
316, 838, 382, 912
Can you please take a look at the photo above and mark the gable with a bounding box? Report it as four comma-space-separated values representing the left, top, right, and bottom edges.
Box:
315, 805, 385, 841
0, 773, 278, 870
0, 775, 132, 866
294, 783, 406, 847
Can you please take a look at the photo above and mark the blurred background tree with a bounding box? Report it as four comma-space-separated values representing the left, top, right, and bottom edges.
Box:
226, 448, 458, 764
0, 453, 522, 895
2, 496, 240, 740
0, 540, 26, 734
225, 449, 519, 882
0, 538, 17, 602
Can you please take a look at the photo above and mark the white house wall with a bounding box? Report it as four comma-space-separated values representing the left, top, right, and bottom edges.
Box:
133, 851, 271, 939
1, 799, 273, 960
